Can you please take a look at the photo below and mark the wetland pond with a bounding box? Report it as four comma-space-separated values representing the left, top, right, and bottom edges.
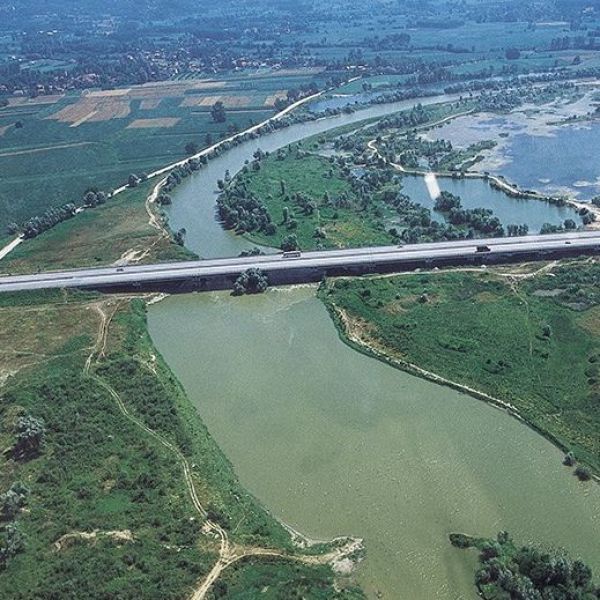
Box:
166, 95, 580, 259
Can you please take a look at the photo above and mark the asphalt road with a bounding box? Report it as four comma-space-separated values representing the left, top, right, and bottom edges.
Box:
0, 231, 598, 293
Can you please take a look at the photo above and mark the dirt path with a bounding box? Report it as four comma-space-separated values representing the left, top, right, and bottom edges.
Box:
145, 176, 170, 234
85, 299, 362, 600
84, 300, 122, 374
0, 236, 23, 262
0, 141, 93, 158
54, 529, 134, 551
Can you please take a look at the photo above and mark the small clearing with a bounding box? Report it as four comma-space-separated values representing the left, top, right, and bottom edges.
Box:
127, 117, 180, 129
54, 529, 134, 551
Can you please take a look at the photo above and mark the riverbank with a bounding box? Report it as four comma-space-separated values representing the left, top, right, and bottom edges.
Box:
0, 288, 365, 599
318, 261, 600, 478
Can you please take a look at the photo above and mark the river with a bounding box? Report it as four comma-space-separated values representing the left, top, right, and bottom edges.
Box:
155, 93, 600, 598
165, 93, 581, 258
165, 93, 461, 258
148, 288, 600, 599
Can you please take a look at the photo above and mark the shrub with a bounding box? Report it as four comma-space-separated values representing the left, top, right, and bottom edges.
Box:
574, 466, 591, 481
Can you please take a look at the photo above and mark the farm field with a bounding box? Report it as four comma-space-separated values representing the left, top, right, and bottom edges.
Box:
0, 69, 333, 232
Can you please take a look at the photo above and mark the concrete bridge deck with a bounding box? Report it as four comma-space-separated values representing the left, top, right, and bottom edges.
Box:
1, 231, 599, 294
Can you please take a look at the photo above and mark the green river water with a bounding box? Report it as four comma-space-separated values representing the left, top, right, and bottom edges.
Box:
148, 287, 600, 599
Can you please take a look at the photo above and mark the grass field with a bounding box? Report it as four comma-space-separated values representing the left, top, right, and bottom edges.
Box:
320, 260, 600, 475
240, 150, 391, 250
0, 69, 332, 232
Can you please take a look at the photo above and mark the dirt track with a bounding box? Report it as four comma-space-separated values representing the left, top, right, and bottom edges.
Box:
85, 298, 362, 599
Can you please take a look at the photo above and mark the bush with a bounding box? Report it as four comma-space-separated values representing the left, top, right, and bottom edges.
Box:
12, 415, 46, 460
574, 466, 591, 481
563, 451, 576, 467
281, 234, 299, 252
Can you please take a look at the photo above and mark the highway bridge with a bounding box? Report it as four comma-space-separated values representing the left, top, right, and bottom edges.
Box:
0, 231, 599, 294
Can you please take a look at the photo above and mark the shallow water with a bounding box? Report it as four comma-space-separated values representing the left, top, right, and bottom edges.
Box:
428, 110, 600, 200
148, 288, 600, 599
401, 175, 578, 233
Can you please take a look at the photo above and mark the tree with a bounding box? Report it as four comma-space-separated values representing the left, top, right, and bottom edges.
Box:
211, 101, 226, 123
185, 141, 199, 155
571, 560, 592, 588
157, 193, 172, 206
232, 268, 268, 296
84, 190, 99, 207
574, 465, 591, 481
12, 415, 45, 460
128, 174, 139, 188
434, 191, 462, 212
173, 228, 186, 246
0, 523, 25, 567
0, 483, 29, 521
281, 234, 298, 252
455, 531, 599, 599
564, 218, 577, 230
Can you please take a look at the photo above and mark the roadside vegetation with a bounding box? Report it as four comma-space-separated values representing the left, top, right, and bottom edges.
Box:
320, 259, 600, 475
1, 180, 194, 275
450, 531, 598, 599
